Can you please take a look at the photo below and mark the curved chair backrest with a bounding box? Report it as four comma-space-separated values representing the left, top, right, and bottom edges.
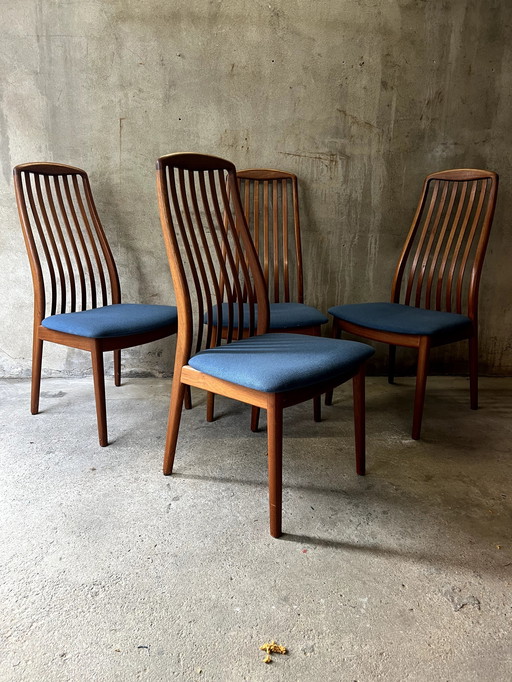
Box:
156, 153, 269, 363
14, 163, 120, 324
236, 169, 303, 304
392, 169, 498, 321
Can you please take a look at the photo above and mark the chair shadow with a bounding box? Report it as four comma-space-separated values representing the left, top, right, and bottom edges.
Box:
171, 471, 511, 580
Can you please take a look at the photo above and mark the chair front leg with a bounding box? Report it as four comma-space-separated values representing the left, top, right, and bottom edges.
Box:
206, 391, 215, 422
469, 335, 478, 410
91, 344, 108, 447
388, 344, 396, 384
352, 365, 366, 475
163, 375, 187, 475
267, 395, 283, 538
31, 336, 43, 415
325, 323, 342, 406
412, 337, 431, 440
251, 406, 260, 432
114, 349, 121, 387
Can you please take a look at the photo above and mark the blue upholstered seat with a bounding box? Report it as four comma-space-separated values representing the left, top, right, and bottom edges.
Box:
207, 302, 328, 329
328, 302, 471, 337
188, 333, 374, 393
42, 303, 178, 338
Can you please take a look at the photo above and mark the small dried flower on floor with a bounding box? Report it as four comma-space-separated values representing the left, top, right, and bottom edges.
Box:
260, 640, 288, 663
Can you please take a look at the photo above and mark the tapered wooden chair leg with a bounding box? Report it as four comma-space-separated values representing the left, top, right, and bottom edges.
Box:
91, 345, 108, 447
412, 338, 430, 440
325, 324, 342, 406
163, 378, 187, 475
267, 396, 283, 538
469, 335, 478, 410
113, 349, 121, 387
31, 337, 43, 415
184, 386, 192, 410
206, 391, 215, 422
353, 366, 366, 475
251, 406, 260, 432
388, 344, 396, 384
313, 396, 321, 422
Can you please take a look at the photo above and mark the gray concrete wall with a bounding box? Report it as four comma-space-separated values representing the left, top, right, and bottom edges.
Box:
1, 0, 511, 378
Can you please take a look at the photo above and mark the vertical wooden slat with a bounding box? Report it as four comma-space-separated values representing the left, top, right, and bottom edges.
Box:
25, 174, 57, 316
455, 179, 487, 313
445, 180, 478, 312
82, 175, 121, 306
72, 175, 108, 307
273, 179, 279, 303
62, 175, 96, 310
53, 175, 79, 312
404, 180, 440, 306
291, 175, 303, 304
425, 182, 457, 309
198, 172, 233, 348
282, 179, 290, 302
263, 181, 269, 287
253, 180, 260, 253
217, 170, 255, 338
436, 182, 467, 310
34, 175, 65, 316
414, 181, 449, 307
45, 175, 78, 314
188, 170, 220, 351
170, 168, 205, 353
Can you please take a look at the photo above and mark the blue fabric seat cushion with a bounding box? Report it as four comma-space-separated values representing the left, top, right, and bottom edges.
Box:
328, 302, 471, 336
207, 302, 328, 329
188, 333, 374, 393
42, 303, 178, 338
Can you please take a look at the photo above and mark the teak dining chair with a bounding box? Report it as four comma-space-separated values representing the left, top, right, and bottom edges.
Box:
206, 168, 328, 428
327, 169, 498, 440
14, 162, 179, 446
156, 152, 374, 538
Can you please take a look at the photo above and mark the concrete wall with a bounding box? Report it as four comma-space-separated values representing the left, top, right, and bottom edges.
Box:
1, 0, 511, 378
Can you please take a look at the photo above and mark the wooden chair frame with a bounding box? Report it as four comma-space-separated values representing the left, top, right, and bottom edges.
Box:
328, 169, 498, 439
14, 162, 178, 446
157, 153, 368, 537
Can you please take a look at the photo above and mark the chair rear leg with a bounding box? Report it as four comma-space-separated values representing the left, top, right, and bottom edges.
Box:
251, 406, 260, 432
469, 335, 478, 410
267, 395, 283, 538
388, 344, 396, 384
31, 337, 43, 415
114, 349, 121, 387
352, 366, 366, 475
91, 345, 108, 447
163, 378, 187, 475
325, 323, 342, 406
313, 396, 321, 422
412, 338, 431, 440
184, 386, 192, 410
206, 391, 215, 422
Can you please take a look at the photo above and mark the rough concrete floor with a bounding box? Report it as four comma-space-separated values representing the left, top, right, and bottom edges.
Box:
1, 376, 511, 682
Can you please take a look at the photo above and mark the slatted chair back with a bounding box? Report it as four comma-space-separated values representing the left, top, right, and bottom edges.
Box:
392, 169, 498, 321
235, 169, 304, 304
14, 163, 120, 325
156, 153, 269, 362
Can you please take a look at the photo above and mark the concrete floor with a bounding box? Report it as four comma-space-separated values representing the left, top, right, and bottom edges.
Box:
1, 375, 511, 681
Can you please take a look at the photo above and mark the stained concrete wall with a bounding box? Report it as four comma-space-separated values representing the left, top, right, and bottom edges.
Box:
1, 0, 511, 378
